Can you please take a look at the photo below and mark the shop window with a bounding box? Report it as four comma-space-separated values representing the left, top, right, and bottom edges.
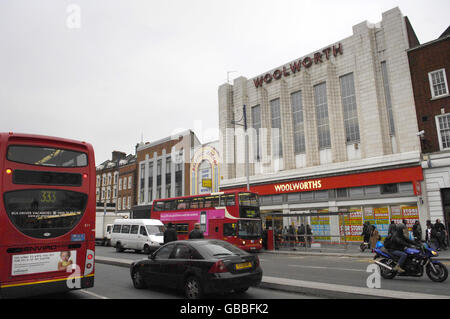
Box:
381, 183, 398, 194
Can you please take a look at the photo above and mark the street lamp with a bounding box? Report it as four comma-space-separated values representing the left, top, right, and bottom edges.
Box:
231, 105, 250, 191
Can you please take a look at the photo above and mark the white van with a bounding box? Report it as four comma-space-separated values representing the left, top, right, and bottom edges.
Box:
111, 219, 165, 254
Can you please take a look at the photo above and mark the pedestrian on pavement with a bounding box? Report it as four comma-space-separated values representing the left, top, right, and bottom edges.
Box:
425, 220, 439, 250
163, 223, 178, 244
262, 226, 268, 250
298, 224, 306, 247
306, 224, 312, 248
369, 225, 380, 252
435, 219, 447, 250
388, 221, 396, 236
188, 223, 204, 239
288, 225, 296, 249
412, 220, 422, 243
361, 221, 371, 248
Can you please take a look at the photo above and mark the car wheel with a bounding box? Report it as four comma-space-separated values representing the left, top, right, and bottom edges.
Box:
143, 244, 151, 254
132, 270, 147, 289
185, 276, 203, 299
116, 242, 124, 252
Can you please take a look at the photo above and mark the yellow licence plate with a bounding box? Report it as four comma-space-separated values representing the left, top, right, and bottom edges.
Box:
235, 262, 252, 270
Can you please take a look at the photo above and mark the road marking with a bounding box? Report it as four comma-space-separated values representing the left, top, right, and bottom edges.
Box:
288, 264, 366, 272
79, 289, 109, 299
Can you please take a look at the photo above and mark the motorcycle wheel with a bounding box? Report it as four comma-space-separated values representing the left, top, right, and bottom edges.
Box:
379, 259, 397, 279
426, 262, 448, 282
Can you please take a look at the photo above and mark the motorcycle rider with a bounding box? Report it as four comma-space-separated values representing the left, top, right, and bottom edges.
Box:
386, 223, 419, 273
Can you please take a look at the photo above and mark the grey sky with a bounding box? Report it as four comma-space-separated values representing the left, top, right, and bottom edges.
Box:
1, 0, 448, 165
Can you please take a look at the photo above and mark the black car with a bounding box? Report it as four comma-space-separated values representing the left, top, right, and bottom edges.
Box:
129, 239, 263, 299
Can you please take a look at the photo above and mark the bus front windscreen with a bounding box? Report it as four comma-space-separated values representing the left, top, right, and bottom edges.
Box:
238, 219, 262, 239
3, 189, 87, 239
7, 145, 87, 167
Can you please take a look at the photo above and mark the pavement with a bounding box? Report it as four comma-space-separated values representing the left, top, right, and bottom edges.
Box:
95, 244, 450, 299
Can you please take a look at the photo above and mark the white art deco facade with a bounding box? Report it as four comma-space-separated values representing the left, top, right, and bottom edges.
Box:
218, 7, 427, 239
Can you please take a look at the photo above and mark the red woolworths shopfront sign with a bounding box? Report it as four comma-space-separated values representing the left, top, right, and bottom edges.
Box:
225, 166, 424, 196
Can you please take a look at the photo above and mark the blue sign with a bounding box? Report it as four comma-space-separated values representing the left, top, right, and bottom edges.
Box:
71, 234, 85, 242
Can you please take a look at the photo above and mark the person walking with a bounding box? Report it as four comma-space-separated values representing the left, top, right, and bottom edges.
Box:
361, 221, 371, 248
188, 223, 204, 239
388, 221, 396, 236
306, 224, 312, 248
298, 224, 306, 247
369, 225, 380, 252
412, 220, 422, 243
435, 219, 447, 250
163, 222, 178, 244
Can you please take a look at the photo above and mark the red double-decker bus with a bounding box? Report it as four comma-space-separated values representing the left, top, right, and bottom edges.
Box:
151, 191, 262, 252
0, 132, 95, 298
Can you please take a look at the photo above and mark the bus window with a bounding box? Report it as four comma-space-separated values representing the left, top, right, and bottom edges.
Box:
220, 194, 235, 207
164, 200, 176, 211
239, 193, 259, 207
177, 199, 188, 210
191, 197, 204, 209
153, 201, 164, 212
7, 145, 88, 167
223, 223, 236, 237
204, 195, 219, 208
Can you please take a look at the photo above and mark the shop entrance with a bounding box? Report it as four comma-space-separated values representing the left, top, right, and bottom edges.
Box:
440, 188, 450, 242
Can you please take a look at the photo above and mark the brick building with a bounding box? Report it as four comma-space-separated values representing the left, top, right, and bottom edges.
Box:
408, 26, 450, 230
117, 154, 137, 212
133, 130, 201, 218
218, 7, 426, 239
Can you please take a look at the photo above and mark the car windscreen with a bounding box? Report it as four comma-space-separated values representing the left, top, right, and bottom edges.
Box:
146, 225, 164, 236
3, 189, 87, 239
195, 240, 246, 257
7, 145, 87, 167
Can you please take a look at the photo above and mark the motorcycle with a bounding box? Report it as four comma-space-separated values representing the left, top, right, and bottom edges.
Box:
373, 242, 448, 282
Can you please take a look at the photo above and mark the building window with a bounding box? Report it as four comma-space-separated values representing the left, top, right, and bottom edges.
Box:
381, 61, 395, 136
436, 114, 450, 150
128, 176, 132, 189
270, 98, 283, 157
381, 183, 398, 194
122, 197, 126, 210
291, 91, 305, 154
128, 196, 131, 209
251, 105, 262, 161
429, 69, 448, 99
340, 73, 360, 143
314, 83, 331, 149
118, 178, 122, 191
118, 198, 121, 210
148, 162, 153, 202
